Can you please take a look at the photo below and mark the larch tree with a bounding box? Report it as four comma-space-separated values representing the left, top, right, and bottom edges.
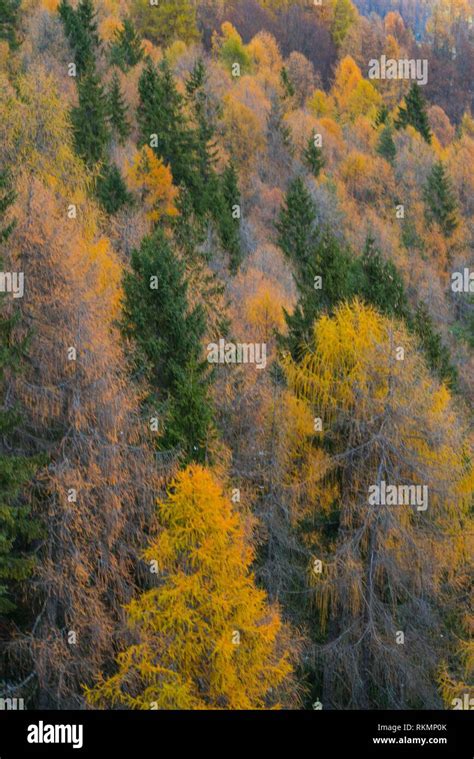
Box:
0, 169, 41, 616
131, 0, 199, 47
284, 300, 473, 709
85, 464, 299, 710
0, 71, 157, 707
331, 0, 357, 47
126, 146, 179, 224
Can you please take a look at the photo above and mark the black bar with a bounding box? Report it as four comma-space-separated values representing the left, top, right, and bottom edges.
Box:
0, 710, 472, 757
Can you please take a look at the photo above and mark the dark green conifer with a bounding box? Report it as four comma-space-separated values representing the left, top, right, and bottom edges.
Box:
303, 133, 325, 177
0, 0, 20, 49
395, 83, 432, 143
423, 161, 459, 238
71, 67, 109, 166
376, 123, 397, 165
121, 229, 213, 462
96, 163, 131, 214
109, 17, 143, 71
107, 71, 131, 144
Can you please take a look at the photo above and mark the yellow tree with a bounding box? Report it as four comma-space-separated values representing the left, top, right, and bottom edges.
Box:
331, 55, 361, 114
86, 465, 298, 709
126, 145, 179, 223
284, 300, 473, 709
244, 281, 290, 344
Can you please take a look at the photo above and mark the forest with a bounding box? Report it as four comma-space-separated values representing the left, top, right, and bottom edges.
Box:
0, 0, 472, 711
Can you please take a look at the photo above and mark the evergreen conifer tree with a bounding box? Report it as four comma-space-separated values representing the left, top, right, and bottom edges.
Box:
185, 58, 220, 215
58, 0, 99, 74
395, 83, 432, 143
137, 58, 201, 212
71, 67, 109, 166
0, 0, 20, 48
217, 162, 242, 274
121, 229, 213, 461
276, 177, 318, 277
374, 103, 389, 127
109, 17, 143, 71
376, 123, 396, 165
281, 231, 353, 359
303, 133, 325, 177
96, 163, 131, 214
423, 161, 459, 238
107, 70, 131, 143
413, 301, 458, 387
280, 66, 295, 99
360, 235, 408, 318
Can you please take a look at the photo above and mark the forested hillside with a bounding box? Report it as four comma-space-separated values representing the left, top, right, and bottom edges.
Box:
0, 0, 472, 711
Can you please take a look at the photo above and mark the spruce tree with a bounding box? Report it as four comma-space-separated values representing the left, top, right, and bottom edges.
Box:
71, 67, 109, 167
374, 103, 389, 127
58, 0, 99, 74
266, 94, 293, 182
107, 71, 131, 144
171, 187, 207, 261
95, 163, 131, 214
280, 66, 295, 99
413, 301, 458, 387
276, 179, 354, 357
185, 58, 220, 215
360, 235, 408, 318
109, 17, 143, 71
376, 123, 397, 165
0, 171, 41, 614
281, 231, 353, 359
137, 58, 201, 213
0, 0, 20, 48
217, 162, 242, 274
121, 229, 213, 461
395, 83, 432, 143
276, 177, 318, 278
303, 133, 324, 177
76, 0, 99, 48
423, 161, 459, 238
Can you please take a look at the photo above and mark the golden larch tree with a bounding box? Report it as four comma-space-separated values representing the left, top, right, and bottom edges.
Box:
284, 300, 473, 709
86, 464, 299, 709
